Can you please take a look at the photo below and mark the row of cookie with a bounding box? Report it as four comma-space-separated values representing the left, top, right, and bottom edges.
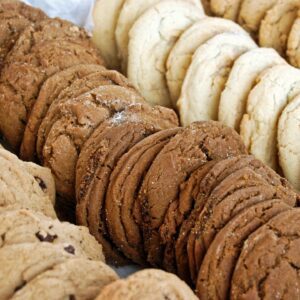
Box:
0, 1, 105, 153
209, 0, 300, 68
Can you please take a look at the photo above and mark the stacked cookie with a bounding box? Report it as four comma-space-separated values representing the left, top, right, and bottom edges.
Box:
209, 0, 300, 68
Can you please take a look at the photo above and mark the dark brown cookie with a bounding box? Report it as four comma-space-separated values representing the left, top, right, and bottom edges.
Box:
0, 18, 103, 150
76, 103, 178, 265
0, 1, 47, 69
231, 209, 300, 300
197, 199, 291, 300
36, 69, 137, 162
41, 85, 145, 201
137, 121, 247, 267
105, 128, 181, 265
20, 64, 105, 162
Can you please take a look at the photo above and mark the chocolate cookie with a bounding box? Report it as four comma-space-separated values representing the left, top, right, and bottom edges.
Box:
20, 64, 105, 162
40, 85, 144, 201
138, 121, 247, 267
0, 18, 103, 150
197, 199, 291, 300
76, 103, 178, 265
105, 128, 181, 265
0, 1, 47, 69
231, 209, 300, 299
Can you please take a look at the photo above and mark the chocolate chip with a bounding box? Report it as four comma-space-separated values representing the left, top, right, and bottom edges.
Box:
34, 176, 47, 191
35, 231, 57, 243
69, 295, 76, 300
64, 245, 75, 255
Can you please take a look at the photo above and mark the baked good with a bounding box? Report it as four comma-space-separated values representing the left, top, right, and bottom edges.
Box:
138, 121, 247, 267
0, 209, 105, 262
76, 103, 178, 265
20, 64, 105, 162
105, 128, 180, 264
166, 17, 245, 106
259, 0, 300, 56
230, 209, 300, 299
219, 47, 285, 131
278, 95, 300, 191
0, 1, 47, 69
240, 64, 300, 170
210, 0, 243, 20
197, 199, 291, 300
127, 0, 204, 107
287, 10, 300, 67
96, 269, 198, 300
92, 0, 125, 69
178, 32, 256, 126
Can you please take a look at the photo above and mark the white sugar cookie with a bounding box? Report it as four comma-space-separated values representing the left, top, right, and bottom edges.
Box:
240, 64, 300, 170
92, 0, 125, 69
127, 1, 204, 107
278, 95, 300, 191
287, 10, 300, 67
178, 32, 257, 126
259, 0, 300, 56
166, 17, 245, 106
219, 48, 285, 131
210, 0, 243, 20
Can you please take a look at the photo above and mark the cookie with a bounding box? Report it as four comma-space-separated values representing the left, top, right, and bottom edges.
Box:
219, 47, 285, 131
12, 258, 118, 300
197, 200, 291, 300
240, 64, 300, 170
76, 103, 178, 265
0, 209, 105, 262
0, 152, 56, 218
96, 269, 198, 300
178, 32, 257, 126
0, 243, 77, 299
127, 0, 204, 107
20, 64, 105, 162
41, 85, 144, 201
210, 0, 243, 20
105, 128, 180, 265
230, 209, 300, 299
166, 17, 245, 106
287, 10, 300, 67
259, 0, 300, 56
238, 0, 278, 36
0, 1, 47, 69
92, 0, 125, 69
278, 95, 300, 191
138, 121, 247, 267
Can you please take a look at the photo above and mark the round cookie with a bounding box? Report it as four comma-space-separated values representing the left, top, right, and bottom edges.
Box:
240, 64, 300, 170
259, 0, 300, 56
127, 0, 204, 107
96, 269, 198, 300
0, 1, 47, 69
178, 32, 257, 126
230, 209, 300, 299
0, 243, 77, 299
0, 209, 105, 262
0, 153, 56, 218
287, 10, 300, 67
197, 200, 291, 300
166, 17, 245, 106
41, 85, 144, 201
138, 121, 247, 267
238, 0, 278, 36
105, 128, 181, 265
76, 103, 178, 265
210, 0, 243, 20
92, 0, 125, 69
278, 95, 300, 191
219, 47, 285, 131
12, 258, 118, 300
20, 64, 105, 162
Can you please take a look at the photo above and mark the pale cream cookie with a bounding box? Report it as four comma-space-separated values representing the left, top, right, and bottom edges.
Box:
127, 0, 204, 107
178, 32, 257, 126
277, 95, 300, 191
166, 17, 245, 106
219, 48, 285, 131
240, 64, 300, 170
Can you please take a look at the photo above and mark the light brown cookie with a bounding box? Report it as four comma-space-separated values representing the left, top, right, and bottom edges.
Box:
287, 9, 300, 67
210, 0, 243, 20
